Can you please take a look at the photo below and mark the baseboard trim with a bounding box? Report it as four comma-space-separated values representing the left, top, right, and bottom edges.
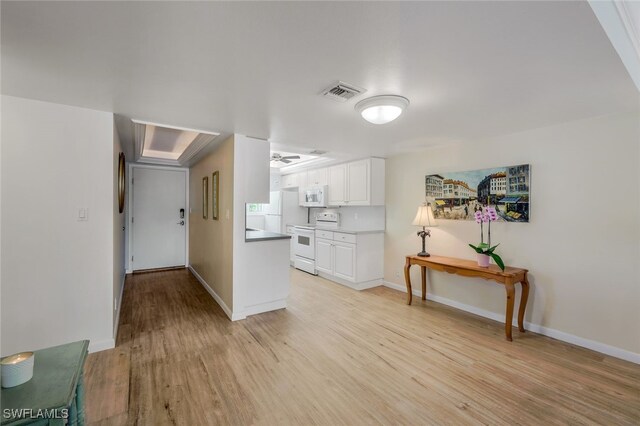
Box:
317, 272, 383, 291
113, 272, 126, 342
89, 338, 115, 353
133, 265, 186, 274
382, 281, 640, 364
235, 299, 287, 320
188, 265, 240, 321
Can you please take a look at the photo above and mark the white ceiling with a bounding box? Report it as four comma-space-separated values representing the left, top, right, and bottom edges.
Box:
2, 1, 638, 159
142, 125, 200, 160
269, 150, 318, 169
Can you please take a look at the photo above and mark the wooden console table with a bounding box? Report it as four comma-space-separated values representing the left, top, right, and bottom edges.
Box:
404, 255, 529, 341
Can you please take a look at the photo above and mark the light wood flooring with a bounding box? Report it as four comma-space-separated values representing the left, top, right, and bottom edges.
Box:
85, 268, 640, 425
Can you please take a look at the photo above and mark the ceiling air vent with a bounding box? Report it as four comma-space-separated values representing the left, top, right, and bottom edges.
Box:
321, 81, 365, 102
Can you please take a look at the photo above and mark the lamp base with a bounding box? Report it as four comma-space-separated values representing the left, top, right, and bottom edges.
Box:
416, 227, 431, 258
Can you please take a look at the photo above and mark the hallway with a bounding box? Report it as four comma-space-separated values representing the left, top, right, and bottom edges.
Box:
84, 269, 640, 425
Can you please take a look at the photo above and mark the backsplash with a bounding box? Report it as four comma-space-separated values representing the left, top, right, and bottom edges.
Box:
310, 206, 385, 230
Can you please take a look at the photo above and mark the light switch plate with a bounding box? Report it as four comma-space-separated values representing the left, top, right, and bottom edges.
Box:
78, 208, 89, 221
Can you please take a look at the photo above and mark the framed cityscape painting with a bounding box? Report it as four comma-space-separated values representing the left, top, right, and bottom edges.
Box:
425, 164, 530, 222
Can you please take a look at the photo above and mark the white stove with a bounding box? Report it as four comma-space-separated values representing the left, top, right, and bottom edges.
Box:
315, 211, 340, 229
293, 211, 340, 275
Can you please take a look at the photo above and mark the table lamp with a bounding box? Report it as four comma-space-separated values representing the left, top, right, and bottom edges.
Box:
412, 202, 437, 257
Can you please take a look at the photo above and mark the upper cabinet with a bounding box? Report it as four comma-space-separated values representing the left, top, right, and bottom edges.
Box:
281, 167, 326, 189
307, 168, 328, 186
281, 173, 299, 189
327, 165, 347, 205
281, 158, 384, 206
328, 158, 385, 206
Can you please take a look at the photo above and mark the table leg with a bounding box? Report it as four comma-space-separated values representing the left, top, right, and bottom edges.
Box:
404, 257, 412, 305
421, 266, 426, 300
518, 273, 530, 333
505, 281, 515, 341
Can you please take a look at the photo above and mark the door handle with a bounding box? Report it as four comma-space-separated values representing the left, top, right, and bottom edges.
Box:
177, 220, 185, 226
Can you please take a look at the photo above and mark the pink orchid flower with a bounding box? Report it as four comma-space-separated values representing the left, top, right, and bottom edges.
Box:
486, 207, 498, 221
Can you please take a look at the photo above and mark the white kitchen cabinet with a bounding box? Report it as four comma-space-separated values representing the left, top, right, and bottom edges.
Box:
333, 241, 356, 281
307, 168, 328, 186
327, 164, 347, 205
327, 158, 385, 206
314, 230, 383, 290
282, 173, 298, 189
347, 159, 369, 205
296, 171, 309, 205
298, 171, 308, 189
283, 171, 308, 191
315, 238, 333, 274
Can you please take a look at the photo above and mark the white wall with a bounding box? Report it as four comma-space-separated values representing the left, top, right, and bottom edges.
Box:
384, 111, 640, 362
1, 96, 116, 354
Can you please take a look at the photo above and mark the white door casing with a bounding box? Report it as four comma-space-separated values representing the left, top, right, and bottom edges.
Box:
131, 165, 188, 271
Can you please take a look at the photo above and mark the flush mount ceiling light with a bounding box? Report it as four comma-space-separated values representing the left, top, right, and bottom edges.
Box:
355, 95, 409, 124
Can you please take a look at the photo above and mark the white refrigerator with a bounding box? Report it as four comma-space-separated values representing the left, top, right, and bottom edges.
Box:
263, 190, 306, 233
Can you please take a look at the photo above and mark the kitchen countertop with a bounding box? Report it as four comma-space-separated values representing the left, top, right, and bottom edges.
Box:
287, 224, 385, 235
245, 230, 292, 242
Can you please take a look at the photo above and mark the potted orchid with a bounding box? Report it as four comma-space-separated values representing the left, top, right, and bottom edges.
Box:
469, 206, 505, 271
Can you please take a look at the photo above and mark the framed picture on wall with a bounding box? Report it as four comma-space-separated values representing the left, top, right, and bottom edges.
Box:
212, 171, 219, 220
202, 176, 209, 219
117, 152, 125, 213
425, 164, 530, 222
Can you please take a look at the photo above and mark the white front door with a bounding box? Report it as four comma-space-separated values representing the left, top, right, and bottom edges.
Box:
132, 166, 187, 270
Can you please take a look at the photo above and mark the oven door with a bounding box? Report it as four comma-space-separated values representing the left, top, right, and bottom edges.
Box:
294, 228, 315, 260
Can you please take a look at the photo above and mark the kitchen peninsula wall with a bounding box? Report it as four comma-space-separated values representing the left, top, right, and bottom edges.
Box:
190, 134, 289, 321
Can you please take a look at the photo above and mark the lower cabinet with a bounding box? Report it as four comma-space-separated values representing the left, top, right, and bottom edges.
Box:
333, 242, 356, 281
315, 230, 383, 289
315, 238, 333, 274
316, 238, 356, 281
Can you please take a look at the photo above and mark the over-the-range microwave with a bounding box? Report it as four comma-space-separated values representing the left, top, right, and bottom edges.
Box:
300, 185, 328, 207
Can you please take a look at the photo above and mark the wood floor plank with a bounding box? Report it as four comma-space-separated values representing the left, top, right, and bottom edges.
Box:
84, 268, 640, 425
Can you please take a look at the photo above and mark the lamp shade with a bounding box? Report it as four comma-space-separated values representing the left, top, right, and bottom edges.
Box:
412, 203, 437, 227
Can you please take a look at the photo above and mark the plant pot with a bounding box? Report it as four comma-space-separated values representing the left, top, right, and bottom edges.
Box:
477, 253, 490, 268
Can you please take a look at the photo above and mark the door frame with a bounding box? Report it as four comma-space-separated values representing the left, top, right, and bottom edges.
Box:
126, 163, 190, 273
